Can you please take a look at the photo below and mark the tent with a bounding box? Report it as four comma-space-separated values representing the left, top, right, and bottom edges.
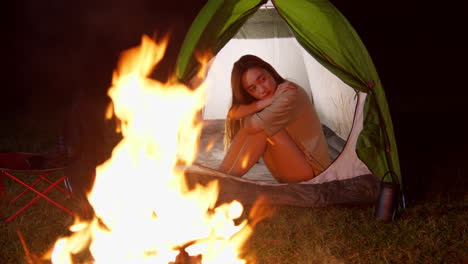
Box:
175, 0, 403, 208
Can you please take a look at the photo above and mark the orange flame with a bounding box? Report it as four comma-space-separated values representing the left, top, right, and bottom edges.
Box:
48, 35, 262, 264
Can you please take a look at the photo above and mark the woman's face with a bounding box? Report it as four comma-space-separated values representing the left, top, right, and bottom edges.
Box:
241, 67, 277, 100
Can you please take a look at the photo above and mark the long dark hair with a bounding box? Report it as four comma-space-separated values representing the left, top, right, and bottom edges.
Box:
224, 55, 285, 149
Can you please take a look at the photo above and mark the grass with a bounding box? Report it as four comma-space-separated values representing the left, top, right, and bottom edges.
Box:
1, 110, 467, 264
245, 202, 467, 264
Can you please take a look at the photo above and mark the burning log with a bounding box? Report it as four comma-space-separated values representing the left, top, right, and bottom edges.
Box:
170, 250, 201, 264
170, 243, 202, 264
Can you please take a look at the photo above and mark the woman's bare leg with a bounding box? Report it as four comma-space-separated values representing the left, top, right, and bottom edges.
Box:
263, 130, 314, 183
218, 128, 268, 177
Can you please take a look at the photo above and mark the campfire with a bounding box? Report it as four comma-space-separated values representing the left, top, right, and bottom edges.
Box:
47, 35, 268, 264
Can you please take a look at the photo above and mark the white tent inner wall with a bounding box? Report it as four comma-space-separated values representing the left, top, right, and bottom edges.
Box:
202, 7, 357, 140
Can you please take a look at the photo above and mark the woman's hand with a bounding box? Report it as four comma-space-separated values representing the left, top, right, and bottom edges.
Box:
274, 82, 297, 99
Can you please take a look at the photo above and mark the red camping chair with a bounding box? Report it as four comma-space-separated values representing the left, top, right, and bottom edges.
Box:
0, 152, 76, 223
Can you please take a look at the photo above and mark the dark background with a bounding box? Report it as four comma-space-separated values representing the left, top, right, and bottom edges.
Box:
3, 1, 465, 204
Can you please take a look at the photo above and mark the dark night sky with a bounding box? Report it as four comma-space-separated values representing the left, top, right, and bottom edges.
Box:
5, 0, 206, 116
4, 1, 466, 200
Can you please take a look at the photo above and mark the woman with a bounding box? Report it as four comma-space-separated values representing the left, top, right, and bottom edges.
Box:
218, 55, 331, 183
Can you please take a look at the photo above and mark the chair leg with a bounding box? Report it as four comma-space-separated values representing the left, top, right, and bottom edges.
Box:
36, 174, 77, 199
63, 177, 74, 196
9, 176, 47, 204
3, 172, 75, 223
0, 173, 5, 204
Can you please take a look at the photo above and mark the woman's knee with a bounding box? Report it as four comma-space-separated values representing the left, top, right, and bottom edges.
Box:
264, 138, 316, 183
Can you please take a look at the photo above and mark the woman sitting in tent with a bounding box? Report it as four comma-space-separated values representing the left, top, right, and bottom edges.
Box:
217, 54, 331, 183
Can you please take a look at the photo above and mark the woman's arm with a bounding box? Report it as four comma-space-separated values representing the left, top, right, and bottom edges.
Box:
228, 97, 273, 120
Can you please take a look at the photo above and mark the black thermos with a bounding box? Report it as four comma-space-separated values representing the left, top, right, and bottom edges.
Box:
374, 172, 400, 222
